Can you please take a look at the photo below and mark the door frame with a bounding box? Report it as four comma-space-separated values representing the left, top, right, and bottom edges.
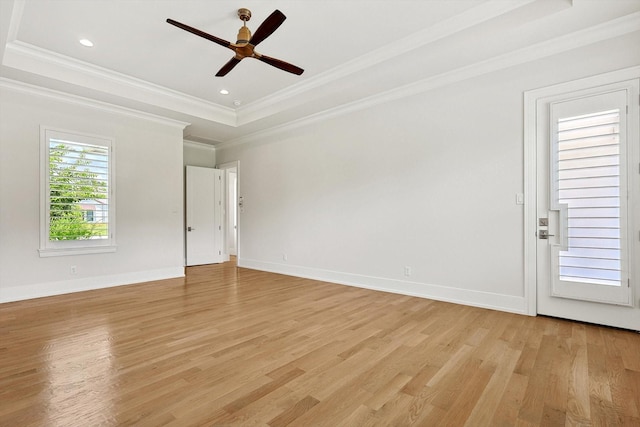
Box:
524, 66, 640, 319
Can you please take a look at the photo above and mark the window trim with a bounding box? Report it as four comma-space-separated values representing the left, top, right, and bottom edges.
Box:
39, 126, 116, 257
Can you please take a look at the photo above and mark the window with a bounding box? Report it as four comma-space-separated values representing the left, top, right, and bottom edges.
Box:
40, 127, 116, 256
554, 108, 624, 286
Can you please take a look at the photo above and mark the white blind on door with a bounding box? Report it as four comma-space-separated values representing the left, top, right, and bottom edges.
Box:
556, 109, 622, 286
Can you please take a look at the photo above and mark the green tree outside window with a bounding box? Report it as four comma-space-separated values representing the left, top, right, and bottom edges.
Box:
49, 143, 108, 240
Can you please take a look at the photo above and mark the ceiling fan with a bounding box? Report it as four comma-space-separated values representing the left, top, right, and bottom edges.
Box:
167, 8, 304, 77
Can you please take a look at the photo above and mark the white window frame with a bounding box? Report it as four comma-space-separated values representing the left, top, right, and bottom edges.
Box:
39, 126, 116, 257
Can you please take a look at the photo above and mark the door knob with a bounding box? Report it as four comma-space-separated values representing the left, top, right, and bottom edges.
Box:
187, 226, 194, 232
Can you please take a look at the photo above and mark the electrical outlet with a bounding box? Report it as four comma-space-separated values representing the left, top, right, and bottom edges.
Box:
70, 265, 77, 274
283, 253, 288, 261
404, 266, 412, 277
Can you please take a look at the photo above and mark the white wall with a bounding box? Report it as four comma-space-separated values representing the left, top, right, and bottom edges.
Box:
217, 33, 640, 314
184, 141, 216, 167
0, 85, 186, 302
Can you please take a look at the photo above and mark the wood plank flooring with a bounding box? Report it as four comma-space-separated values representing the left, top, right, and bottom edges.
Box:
1, 260, 639, 426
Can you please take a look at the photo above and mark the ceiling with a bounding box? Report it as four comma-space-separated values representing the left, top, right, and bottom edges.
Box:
1, 0, 639, 147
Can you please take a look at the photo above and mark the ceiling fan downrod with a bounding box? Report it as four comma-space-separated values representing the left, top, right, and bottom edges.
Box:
236, 8, 252, 44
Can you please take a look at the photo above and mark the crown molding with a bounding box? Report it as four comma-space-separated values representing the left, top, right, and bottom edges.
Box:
235, 0, 540, 126
4, 0, 637, 149
183, 139, 217, 150
217, 12, 640, 150
5, 0, 24, 42
0, 77, 190, 128
2, 40, 236, 126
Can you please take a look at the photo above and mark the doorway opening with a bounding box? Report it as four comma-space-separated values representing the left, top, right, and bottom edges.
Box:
218, 161, 240, 261
524, 67, 639, 330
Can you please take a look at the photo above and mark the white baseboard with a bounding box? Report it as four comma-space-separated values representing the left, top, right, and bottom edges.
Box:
1, 260, 528, 316
238, 258, 529, 315
0, 267, 185, 303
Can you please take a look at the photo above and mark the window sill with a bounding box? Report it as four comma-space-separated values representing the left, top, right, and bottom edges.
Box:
38, 245, 117, 257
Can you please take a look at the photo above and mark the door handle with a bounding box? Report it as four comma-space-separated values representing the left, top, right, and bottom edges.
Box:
187, 226, 195, 232
544, 204, 568, 248
558, 203, 568, 251
538, 230, 554, 239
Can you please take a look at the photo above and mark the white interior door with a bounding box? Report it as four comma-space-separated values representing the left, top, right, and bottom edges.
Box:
186, 166, 223, 266
535, 81, 639, 330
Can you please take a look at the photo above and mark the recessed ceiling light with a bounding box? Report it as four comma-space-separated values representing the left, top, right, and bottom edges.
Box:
79, 38, 94, 47
219, 89, 229, 95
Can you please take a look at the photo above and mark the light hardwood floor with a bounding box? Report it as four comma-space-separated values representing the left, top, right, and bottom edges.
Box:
1, 260, 639, 426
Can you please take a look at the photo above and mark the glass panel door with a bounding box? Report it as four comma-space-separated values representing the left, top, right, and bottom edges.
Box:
549, 90, 631, 305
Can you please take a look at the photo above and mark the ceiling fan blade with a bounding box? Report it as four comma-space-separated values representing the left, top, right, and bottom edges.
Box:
166, 18, 232, 50
249, 10, 286, 47
216, 57, 242, 77
257, 54, 304, 75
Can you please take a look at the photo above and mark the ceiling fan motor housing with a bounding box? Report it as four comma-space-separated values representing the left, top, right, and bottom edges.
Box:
236, 26, 251, 44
